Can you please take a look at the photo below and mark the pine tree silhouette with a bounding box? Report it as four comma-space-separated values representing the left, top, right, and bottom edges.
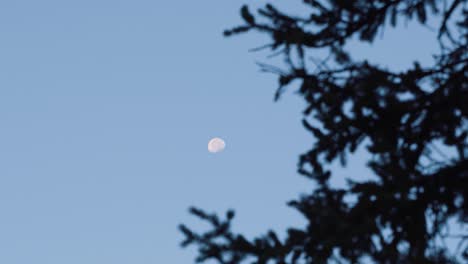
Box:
180, 1, 468, 263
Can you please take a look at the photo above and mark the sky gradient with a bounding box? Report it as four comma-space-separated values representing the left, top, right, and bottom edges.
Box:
0, 1, 442, 263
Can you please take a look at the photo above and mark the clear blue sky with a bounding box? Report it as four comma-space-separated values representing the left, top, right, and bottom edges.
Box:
0, 1, 440, 263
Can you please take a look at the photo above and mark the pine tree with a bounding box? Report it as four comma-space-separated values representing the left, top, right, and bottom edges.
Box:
180, 1, 468, 263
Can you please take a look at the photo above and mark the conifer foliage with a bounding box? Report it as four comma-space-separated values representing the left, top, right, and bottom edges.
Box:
180, 1, 468, 263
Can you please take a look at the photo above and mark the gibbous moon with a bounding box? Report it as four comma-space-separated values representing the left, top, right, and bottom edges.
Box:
208, 137, 226, 153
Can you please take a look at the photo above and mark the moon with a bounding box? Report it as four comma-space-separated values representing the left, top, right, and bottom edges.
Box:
208, 137, 226, 153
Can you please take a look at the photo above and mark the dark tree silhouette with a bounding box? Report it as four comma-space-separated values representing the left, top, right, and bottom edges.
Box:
180, 1, 468, 263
